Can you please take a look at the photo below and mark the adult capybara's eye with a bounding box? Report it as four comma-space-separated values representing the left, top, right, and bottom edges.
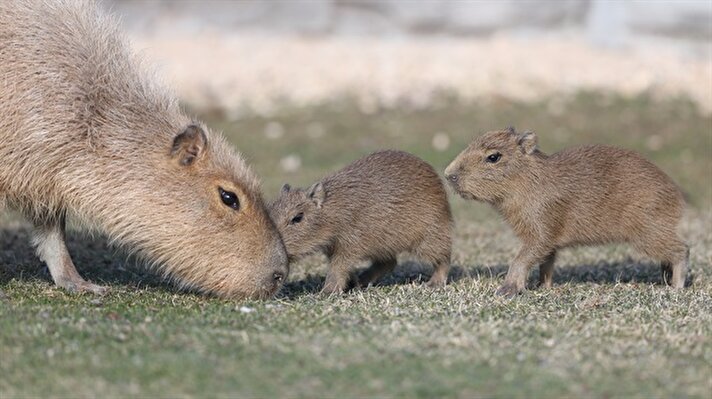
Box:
486, 152, 502, 163
290, 212, 304, 225
219, 187, 240, 210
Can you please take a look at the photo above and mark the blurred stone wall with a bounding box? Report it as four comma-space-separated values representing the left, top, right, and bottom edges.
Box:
109, 0, 710, 46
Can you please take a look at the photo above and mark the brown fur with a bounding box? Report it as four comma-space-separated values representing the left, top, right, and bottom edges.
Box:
445, 127, 688, 296
269, 150, 453, 294
0, 0, 288, 298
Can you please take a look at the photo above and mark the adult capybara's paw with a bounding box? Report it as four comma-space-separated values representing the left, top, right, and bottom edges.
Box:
59, 279, 108, 296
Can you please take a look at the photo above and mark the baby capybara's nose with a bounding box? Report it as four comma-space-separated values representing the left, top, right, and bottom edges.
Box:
446, 173, 459, 184
273, 271, 285, 283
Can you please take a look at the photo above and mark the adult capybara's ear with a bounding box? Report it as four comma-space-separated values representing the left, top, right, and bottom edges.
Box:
171, 124, 207, 166
307, 182, 326, 208
517, 130, 538, 155
281, 184, 291, 193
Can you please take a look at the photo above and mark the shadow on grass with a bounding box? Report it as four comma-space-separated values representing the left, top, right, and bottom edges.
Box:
425, 258, 691, 288
3, 224, 692, 299
546, 259, 694, 287
281, 258, 693, 298
0, 226, 176, 292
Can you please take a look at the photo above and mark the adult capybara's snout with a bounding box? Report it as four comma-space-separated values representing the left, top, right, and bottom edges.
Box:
215, 236, 289, 299
262, 238, 289, 296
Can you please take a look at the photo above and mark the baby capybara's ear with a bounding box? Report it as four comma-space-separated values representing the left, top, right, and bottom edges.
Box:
308, 182, 326, 208
281, 184, 291, 193
517, 130, 538, 155
171, 124, 207, 166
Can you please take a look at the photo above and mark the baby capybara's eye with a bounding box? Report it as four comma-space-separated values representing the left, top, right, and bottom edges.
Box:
486, 153, 502, 163
218, 187, 240, 210
290, 212, 304, 225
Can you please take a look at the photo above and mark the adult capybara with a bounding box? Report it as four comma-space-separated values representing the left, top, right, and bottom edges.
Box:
445, 127, 688, 296
269, 150, 452, 294
0, 0, 288, 298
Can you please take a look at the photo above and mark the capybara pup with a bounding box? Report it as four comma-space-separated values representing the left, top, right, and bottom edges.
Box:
0, 0, 288, 298
445, 127, 688, 296
269, 150, 453, 294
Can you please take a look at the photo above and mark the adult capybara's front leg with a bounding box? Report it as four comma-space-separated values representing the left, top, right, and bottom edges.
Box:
32, 215, 107, 295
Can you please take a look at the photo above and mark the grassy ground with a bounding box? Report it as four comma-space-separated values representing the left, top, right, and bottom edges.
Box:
1, 93, 711, 398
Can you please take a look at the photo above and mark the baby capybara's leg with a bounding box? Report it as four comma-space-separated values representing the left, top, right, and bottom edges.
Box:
668, 244, 689, 289
661, 262, 673, 286
634, 232, 688, 289
498, 245, 554, 297
322, 254, 354, 294
358, 258, 397, 287
538, 251, 557, 289
32, 216, 107, 295
426, 261, 450, 288
657, 244, 687, 288
414, 232, 452, 288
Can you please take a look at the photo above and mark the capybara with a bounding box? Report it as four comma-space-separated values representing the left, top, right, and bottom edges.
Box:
0, 0, 288, 298
269, 150, 453, 294
445, 127, 688, 296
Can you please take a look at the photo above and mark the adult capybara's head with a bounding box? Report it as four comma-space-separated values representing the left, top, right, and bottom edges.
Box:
124, 123, 288, 299
444, 127, 540, 203
268, 182, 327, 260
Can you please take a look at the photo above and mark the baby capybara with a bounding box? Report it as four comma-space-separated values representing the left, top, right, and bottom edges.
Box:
0, 0, 288, 298
445, 127, 688, 296
269, 150, 453, 294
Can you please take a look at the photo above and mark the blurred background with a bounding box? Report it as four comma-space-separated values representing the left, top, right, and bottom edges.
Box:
109, 0, 711, 111
2, 4, 711, 397
105, 0, 711, 207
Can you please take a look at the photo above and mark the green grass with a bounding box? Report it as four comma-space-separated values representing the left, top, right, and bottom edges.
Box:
1, 93, 711, 398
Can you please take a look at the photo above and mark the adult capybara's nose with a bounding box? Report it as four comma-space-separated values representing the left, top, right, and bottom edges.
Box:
266, 240, 289, 291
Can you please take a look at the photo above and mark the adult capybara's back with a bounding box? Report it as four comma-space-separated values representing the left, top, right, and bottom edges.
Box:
0, 0, 288, 298
269, 150, 452, 293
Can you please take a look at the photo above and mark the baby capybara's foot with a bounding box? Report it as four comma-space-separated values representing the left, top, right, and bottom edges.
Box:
321, 274, 349, 295
426, 272, 448, 288
426, 277, 446, 288
496, 283, 522, 298
320, 284, 345, 295
425, 262, 449, 288
661, 262, 674, 286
